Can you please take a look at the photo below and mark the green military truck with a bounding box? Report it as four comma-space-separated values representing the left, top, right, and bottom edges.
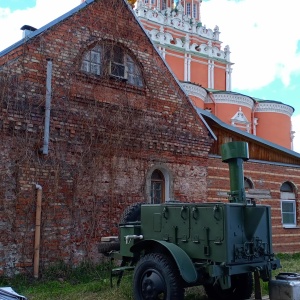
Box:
102, 142, 281, 299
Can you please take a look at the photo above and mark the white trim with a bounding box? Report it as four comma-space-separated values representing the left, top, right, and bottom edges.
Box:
205, 93, 254, 109
256, 102, 294, 117
181, 82, 207, 99
281, 200, 296, 227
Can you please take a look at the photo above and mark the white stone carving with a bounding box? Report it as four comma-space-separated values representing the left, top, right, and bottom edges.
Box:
135, 4, 223, 42
255, 102, 294, 117
206, 93, 254, 109
231, 107, 251, 133
231, 107, 249, 123
181, 82, 207, 100
135, 3, 231, 62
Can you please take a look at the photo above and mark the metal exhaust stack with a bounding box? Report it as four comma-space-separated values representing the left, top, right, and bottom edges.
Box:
221, 141, 249, 204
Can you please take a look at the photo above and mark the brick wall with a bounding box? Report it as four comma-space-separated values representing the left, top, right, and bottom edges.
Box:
207, 156, 300, 254
0, 0, 213, 275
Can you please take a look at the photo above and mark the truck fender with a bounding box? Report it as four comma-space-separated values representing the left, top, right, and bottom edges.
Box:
131, 239, 197, 283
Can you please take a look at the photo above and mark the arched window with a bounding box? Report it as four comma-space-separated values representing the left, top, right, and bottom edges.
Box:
244, 177, 253, 190
81, 43, 144, 87
244, 177, 254, 204
151, 170, 165, 204
280, 181, 296, 228
146, 165, 172, 204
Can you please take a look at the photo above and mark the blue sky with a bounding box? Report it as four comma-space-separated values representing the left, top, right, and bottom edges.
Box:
201, 0, 300, 153
0, 0, 36, 11
0, 0, 300, 153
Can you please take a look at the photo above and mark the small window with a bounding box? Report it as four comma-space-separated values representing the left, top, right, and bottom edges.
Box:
161, 0, 166, 10
281, 182, 294, 193
81, 43, 143, 87
244, 177, 253, 190
186, 3, 191, 16
193, 3, 197, 18
280, 181, 296, 228
151, 170, 165, 204
281, 200, 296, 227
244, 177, 254, 204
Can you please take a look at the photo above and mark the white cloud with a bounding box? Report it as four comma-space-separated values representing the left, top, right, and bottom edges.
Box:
292, 114, 300, 153
201, 0, 300, 90
0, 0, 80, 51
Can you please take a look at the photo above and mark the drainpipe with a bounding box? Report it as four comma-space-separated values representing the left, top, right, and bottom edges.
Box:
34, 184, 42, 279
42, 59, 53, 155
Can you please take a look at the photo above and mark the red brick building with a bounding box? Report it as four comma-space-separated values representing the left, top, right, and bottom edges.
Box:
0, 0, 299, 277
0, 0, 213, 275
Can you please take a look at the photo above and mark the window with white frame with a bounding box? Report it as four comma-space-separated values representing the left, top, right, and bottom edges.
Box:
193, 3, 197, 18
186, 3, 191, 16
81, 43, 144, 87
281, 200, 296, 227
280, 182, 296, 228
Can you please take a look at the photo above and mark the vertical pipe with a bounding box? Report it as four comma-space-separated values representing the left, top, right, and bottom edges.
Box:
43, 59, 53, 155
221, 141, 249, 204
34, 184, 42, 279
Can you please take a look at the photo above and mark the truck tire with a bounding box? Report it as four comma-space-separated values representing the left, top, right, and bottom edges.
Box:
133, 253, 184, 300
98, 242, 120, 256
119, 202, 142, 224
204, 272, 253, 300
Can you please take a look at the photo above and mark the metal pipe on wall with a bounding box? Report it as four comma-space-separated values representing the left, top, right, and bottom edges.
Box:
34, 184, 42, 279
42, 59, 53, 155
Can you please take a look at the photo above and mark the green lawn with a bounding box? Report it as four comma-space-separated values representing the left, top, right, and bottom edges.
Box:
1, 253, 299, 300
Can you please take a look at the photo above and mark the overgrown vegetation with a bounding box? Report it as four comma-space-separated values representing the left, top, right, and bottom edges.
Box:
1, 254, 299, 299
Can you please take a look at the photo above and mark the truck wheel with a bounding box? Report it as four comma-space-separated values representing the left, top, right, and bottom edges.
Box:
133, 253, 184, 300
120, 202, 142, 224
204, 272, 253, 300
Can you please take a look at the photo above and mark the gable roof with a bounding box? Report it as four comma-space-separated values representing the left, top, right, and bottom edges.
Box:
0, 0, 215, 139
197, 107, 300, 160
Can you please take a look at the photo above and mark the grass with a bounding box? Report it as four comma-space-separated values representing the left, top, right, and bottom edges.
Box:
1, 254, 299, 300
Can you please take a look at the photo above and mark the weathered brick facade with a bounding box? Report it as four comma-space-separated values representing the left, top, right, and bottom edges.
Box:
1, 0, 300, 278
0, 0, 213, 275
207, 154, 300, 254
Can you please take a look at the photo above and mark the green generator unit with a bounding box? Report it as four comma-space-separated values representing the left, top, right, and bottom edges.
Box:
108, 141, 281, 300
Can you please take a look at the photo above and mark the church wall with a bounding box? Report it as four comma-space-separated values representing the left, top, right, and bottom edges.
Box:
255, 112, 292, 149
214, 103, 252, 131
214, 62, 226, 91
190, 57, 208, 86
165, 49, 185, 80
